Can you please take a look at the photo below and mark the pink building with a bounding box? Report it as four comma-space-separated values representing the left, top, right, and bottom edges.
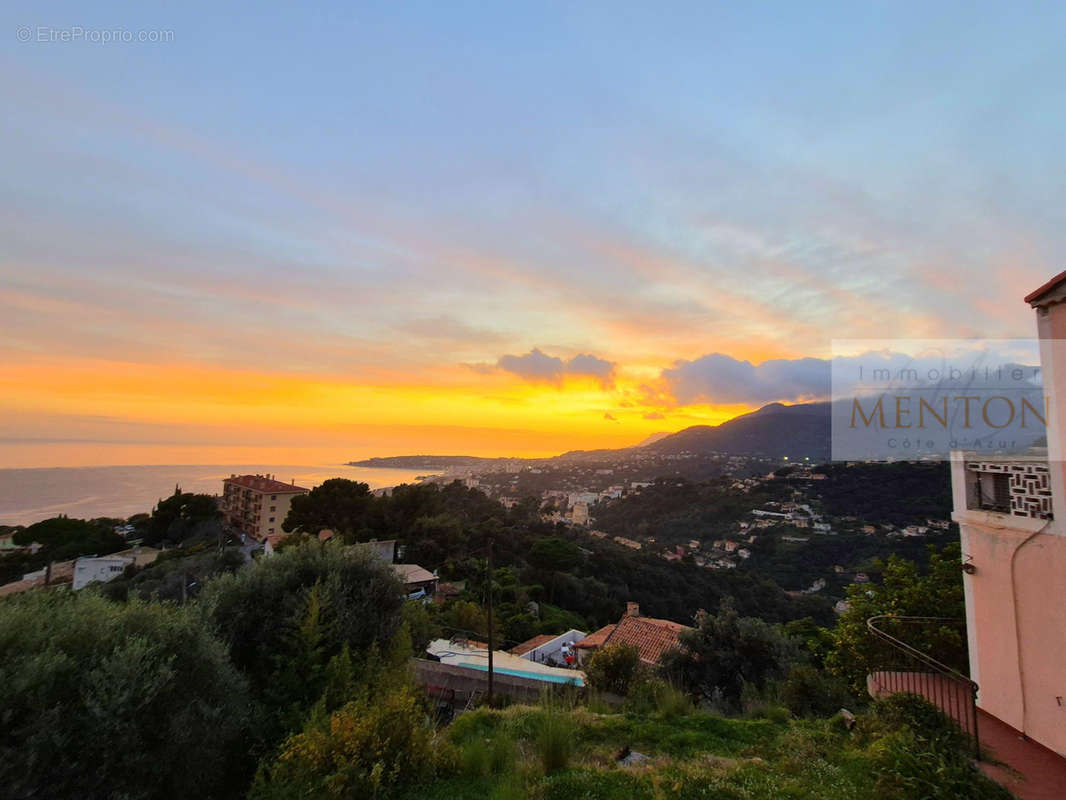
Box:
950, 271, 1066, 759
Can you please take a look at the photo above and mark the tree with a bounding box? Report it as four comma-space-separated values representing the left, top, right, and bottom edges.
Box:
584, 643, 643, 696
13, 516, 125, 562
198, 541, 405, 748
827, 543, 966, 693
663, 601, 797, 710
529, 537, 582, 573
282, 478, 376, 538
0, 591, 249, 800
141, 489, 220, 547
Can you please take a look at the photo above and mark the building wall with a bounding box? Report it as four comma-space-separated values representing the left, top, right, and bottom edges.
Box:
519, 629, 587, 664
954, 509, 1066, 756
72, 556, 131, 591
221, 481, 306, 541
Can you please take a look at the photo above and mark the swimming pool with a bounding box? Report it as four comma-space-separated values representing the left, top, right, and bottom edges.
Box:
458, 662, 584, 687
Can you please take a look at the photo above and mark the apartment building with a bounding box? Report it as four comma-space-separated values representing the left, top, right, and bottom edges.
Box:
220, 474, 309, 541
950, 270, 1066, 759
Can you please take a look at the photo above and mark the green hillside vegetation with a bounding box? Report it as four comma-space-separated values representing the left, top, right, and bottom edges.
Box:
806, 463, 953, 527
0, 516, 126, 584
387, 693, 1010, 800
281, 479, 834, 639
0, 523, 1004, 799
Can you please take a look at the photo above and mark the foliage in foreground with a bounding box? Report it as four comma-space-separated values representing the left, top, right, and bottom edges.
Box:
663, 601, 797, 711
250, 621, 445, 799
0, 591, 249, 800
250, 683, 440, 799
198, 541, 406, 749
583, 642, 643, 697
828, 543, 966, 693
396, 693, 1011, 800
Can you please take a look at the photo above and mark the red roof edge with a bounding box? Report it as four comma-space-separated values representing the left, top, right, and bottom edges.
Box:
1024, 270, 1066, 306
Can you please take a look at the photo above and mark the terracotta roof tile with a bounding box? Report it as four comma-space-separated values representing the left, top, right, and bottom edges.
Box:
573, 623, 616, 649
602, 615, 689, 666
510, 634, 556, 656
224, 475, 308, 493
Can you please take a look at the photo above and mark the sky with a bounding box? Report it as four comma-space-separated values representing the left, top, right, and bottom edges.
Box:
2, 2, 1065, 467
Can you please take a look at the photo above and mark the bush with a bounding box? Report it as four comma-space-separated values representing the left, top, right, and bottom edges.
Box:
584, 642, 643, 697
624, 678, 691, 718
663, 602, 797, 712
780, 664, 853, 718
250, 683, 440, 799
861, 695, 1012, 800
0, 591, 249, 800
198, 541, 405, 745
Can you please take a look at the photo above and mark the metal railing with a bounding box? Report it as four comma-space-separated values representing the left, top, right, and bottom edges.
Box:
866, 615, 980, 759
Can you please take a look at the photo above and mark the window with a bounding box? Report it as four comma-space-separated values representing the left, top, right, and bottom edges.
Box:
271, 494, 277, 500
110, 565, 123, 572
268, 527, 274, 533
975, 472, 1011, 513
270, 506, 276, 512
269, 516, 275, 522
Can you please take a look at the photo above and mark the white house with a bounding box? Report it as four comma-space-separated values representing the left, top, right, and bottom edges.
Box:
510, 629, 587, 666
72, 546, 160, 591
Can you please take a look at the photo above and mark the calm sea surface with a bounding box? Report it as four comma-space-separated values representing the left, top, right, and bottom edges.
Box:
0, 464, 432, 526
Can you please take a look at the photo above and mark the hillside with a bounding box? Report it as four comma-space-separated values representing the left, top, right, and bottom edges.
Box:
646, 402, 830, 461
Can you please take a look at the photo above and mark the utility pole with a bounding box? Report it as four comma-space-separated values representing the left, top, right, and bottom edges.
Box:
487, 537, 494, 704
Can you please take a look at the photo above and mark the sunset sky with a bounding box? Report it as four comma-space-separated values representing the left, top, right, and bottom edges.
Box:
2, 2, 1065, 466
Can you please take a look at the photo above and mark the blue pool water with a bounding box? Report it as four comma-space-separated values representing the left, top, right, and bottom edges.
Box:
459, 662, 584, 687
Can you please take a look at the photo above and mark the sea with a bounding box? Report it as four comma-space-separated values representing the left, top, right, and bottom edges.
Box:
0, 464, 433, 526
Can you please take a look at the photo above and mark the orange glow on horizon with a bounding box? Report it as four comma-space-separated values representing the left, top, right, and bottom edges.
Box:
0, 357, 755, 467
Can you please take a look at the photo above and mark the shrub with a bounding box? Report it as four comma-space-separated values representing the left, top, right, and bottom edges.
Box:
250, 682, 439, 799
624, 678, 691, 718
862, 695, 1012, 800
780, 664, 853, 718
584, 642, 643, 697
0, 591, 249, 800
198, 541, 404, 745
663, 602, 797, 712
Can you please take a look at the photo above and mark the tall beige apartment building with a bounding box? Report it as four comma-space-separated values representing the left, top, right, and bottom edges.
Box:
220, 474, 309, 541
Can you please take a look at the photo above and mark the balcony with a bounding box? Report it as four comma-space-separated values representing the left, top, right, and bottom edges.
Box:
962, 455, 1052, 520
866, 616, 980, 758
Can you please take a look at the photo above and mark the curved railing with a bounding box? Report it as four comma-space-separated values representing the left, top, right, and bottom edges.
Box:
866, 615, 980, 759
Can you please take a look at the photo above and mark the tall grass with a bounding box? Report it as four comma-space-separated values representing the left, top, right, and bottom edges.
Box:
537, 706, 574, 775
461, 733, 517, 778
623, 678, 692, 718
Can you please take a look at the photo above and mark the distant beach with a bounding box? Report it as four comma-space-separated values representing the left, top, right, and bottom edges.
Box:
0, 464, 432, 526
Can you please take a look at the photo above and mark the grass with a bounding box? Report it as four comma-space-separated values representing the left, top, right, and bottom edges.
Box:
399, 695, 1013, 800
537, 704, 574, 774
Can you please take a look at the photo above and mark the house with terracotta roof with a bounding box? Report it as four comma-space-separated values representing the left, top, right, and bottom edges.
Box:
392, 563, 439, 599
220, 474, 309, 542
573, 602, 689, 667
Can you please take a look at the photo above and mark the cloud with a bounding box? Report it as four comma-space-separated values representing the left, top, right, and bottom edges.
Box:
661, 354, 830, 405
495, 348, 617, 387
567, 353, 617, 384
642, 411, 666, 420
660, 343, 1043, 407
604, 412, 618, 421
